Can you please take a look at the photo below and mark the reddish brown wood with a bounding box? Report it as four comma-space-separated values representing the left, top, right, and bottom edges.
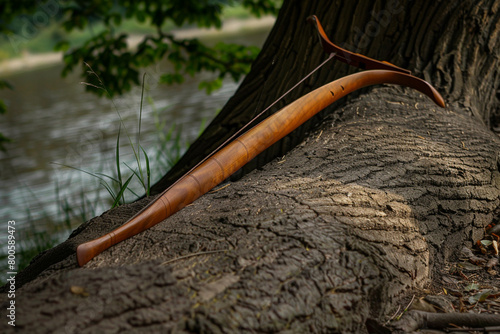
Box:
76, 69, 445, 266
308, 15, 412, 75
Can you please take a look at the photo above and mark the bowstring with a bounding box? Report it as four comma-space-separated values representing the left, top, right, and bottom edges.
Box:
248, 52, 336, 123
156, 52, 336, 199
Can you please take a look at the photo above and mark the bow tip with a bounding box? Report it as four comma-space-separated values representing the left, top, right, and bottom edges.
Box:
306, 15, 318, 24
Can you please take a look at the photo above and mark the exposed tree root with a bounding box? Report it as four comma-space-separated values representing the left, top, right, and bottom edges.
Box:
392, 310, 500, 332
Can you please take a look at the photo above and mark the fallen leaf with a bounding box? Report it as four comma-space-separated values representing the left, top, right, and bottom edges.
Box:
461, 247, 475, 259
442, 275, 459, 284
481, 240, 493, 247
468, 290, 494, 304
458, 262, 482, 271
465, 283, 480, 291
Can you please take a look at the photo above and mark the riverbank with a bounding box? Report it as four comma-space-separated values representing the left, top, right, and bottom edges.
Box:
0, 16, 275, 76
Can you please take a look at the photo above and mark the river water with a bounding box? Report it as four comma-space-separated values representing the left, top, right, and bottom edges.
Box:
0, 26, 270, 253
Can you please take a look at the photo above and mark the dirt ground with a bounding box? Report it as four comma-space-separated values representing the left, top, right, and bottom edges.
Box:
383, 229, 500, 333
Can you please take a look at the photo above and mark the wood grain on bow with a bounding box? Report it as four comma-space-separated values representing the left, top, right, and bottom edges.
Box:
76, 18, 445, 267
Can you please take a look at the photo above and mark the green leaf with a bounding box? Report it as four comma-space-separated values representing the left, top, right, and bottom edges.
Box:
1, 0, 282, 98
458, 262, 482, 271
199, 78, 223, 94
0, 80, 13, 90
0, 131, 11, 152
160, 73, 185, 85
113, 15, 122, 26
54, 40, 70, 52
0, 100, 6, 114
465, 283, 480, 291
136, 11, 146, 23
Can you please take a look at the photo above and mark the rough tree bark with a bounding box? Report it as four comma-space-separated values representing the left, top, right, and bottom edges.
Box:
2, 0, 500, 333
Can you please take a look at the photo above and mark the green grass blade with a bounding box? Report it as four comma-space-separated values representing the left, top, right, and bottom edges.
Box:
124, 162, 145, 190
100, 181, 118, 201
141, 145, 151, 196
198, 117, 207, 137
112, 174, 133, 208
94, 172, 121, 184
127, 188, 141, 198
116, 124, 123, 186
138, 72, 146, 150
52, 162, 109, 184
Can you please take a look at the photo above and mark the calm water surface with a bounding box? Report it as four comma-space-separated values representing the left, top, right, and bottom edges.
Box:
0, 28, 269, 252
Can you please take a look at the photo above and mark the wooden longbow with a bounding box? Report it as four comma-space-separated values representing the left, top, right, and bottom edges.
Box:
76, 16, 445, 267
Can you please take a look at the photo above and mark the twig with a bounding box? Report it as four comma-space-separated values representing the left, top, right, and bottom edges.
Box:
385, 305, 401, 325
394, 310, 500, 332
445, 326, 500, 332
396, 295, 415, 321
315, 130, 323, 141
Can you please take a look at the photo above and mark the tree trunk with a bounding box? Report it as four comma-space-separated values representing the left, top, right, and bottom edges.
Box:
2, 1, 500, 333
150, 0, 500, 195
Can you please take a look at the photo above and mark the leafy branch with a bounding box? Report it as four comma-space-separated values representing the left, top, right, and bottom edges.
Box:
53, 0, 280, 97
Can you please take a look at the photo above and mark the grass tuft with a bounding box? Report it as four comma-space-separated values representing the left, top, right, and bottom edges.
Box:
0, 67, 194, 285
